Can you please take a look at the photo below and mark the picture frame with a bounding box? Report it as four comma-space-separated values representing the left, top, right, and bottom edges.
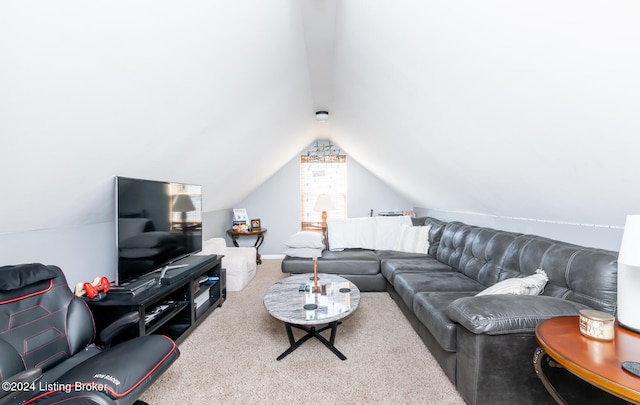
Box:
233, 208, 249, 222
251, 219, 261, 229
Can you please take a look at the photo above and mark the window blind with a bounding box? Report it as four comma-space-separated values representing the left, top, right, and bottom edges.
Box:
300, 155, 347, 231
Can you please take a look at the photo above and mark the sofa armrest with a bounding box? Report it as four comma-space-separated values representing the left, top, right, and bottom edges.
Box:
200, 237, 227, 255
446, 295, 592, 335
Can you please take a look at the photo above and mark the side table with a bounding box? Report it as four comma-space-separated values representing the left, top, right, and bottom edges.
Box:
534, 315, 640, 404
227, 228, 267, 264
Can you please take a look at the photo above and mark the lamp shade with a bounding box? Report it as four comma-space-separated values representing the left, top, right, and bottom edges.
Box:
173, 195, 196, 212
617, 215, 640, 332
313, 194, 335, 212
619, 215, 640, 266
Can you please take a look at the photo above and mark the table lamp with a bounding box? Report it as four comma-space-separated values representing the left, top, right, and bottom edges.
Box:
617, 215, 640, 332
173, 195, 196, 229
313, 193, 335, 245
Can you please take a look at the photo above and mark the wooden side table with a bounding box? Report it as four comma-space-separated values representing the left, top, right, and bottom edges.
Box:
226, 228, 267, 265
534, 316, 640, 404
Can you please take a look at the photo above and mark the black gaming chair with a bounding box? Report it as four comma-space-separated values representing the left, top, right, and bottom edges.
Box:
0, 263, 180, 405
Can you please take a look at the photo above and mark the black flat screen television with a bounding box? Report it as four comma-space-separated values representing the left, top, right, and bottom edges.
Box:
115, 176, 202, 286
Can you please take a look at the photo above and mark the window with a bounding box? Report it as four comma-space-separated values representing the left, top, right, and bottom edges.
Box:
300, 154, 347, 231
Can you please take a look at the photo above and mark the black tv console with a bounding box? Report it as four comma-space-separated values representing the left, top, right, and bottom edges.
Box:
87, 254, 226, 345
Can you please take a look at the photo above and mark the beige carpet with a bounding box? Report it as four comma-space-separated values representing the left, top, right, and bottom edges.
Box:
140, 259, 465, 404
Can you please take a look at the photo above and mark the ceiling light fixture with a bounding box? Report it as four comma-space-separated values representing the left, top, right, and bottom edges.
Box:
315, 111, 329, 122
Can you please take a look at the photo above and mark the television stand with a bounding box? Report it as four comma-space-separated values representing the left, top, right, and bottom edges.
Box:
87, 255, 225, 345
109, 277, 158, 296
159, 264, 193, 285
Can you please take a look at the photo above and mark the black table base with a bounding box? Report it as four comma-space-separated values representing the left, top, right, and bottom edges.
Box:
276, 321, 346, 361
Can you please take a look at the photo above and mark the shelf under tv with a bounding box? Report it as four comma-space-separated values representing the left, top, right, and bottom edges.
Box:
87, 255, 226, 345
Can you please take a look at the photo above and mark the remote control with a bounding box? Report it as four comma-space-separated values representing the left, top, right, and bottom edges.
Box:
622, 361, 640, 377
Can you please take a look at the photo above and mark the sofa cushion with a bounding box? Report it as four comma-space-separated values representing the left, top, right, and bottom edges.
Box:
476, 269, 548, 296
283, 247, 324, 258
394, 271, 484, 310
284, 231, 325, 249
282, 249, 380, 276
378, 254, 452, 286
447, 295, 592, 335
413, 292, 474, 352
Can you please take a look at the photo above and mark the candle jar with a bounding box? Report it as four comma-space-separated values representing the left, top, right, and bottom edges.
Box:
579, 309, 615, 341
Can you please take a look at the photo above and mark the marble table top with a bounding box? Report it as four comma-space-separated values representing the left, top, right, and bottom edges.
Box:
264, 273, 360, 326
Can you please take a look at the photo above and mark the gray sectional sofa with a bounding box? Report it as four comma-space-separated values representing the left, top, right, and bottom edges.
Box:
281, 217, 620, 405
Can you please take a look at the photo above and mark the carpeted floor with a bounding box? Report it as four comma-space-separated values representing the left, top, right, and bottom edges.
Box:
139, 259, 465, 404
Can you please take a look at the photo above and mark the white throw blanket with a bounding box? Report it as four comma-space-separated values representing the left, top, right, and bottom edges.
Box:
327, 216, 412, 251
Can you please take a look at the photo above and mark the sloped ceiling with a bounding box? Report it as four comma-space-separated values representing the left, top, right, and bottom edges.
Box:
1, 1, 317, 233
1, 0, 640, 236
329, 0, 640, 227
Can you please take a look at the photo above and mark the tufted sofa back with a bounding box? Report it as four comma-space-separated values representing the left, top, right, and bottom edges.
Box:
500, 235, 618, 314
435, 222, 618, 314
437, 223, 521, 287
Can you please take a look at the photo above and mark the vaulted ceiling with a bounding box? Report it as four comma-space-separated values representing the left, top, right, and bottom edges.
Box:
2, 1, 640, 236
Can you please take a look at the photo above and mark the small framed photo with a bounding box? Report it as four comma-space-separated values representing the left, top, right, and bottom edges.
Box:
251, 219, 261, 229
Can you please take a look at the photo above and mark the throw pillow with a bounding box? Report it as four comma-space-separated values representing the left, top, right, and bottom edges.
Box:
374, 216, 413, 250
475, 269, 549, 296
284, 231, 325, 249
393, 224, 431, 254
284, 247, 324, 259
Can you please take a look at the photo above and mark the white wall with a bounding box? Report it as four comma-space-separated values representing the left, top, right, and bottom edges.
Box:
0, 223, 115, 289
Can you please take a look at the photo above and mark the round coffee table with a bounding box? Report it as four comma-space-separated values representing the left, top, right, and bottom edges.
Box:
263, 273, 360, 361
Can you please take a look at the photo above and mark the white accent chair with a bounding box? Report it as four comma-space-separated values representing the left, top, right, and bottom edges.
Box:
198, 238, 257, 291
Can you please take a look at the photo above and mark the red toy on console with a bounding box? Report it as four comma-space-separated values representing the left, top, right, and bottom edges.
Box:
84, 276, 110, 298
74, 276, 110, 300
